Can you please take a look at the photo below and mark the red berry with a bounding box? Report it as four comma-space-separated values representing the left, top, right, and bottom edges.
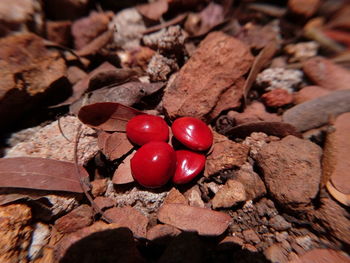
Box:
171, 117, 213, 151
173, 150, 205, 184
130, 141, 176, 188
126, 114, 169, 146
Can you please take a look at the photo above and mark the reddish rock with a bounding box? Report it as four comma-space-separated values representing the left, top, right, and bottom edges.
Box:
209, 78, 245, 120
262, 88, 293, 107
289, 248, 350, 263
91, 178, 108, 197
0, 33, 67, 127
322, 113, 350, 195
0, 0, 35, 26
205, 132, 249, 177
164, 188, 188, 205
55, 205, 94, 234
264, 243, 289, 263
217, 236, 244, 250
288, 0, 320, 17
163, 31, 253, 122
46, 21, 72, 46
104, 206, 148, 238
94, 196, 116, 210
235, 163, 267, 200
157, 203, 231, 236
294, 86, 330, 104
303, 57, 350, 91
66, 66, 87, 85
72, 11, 113, 50
242, 229, 261, 244
269, 215, 292, 231
147, 224, 181, 244
212, 180, 247, 209
0, 204, 32, 263
112, 152, 135, 185
54, 221, 144, 262
228, 101, 281, 125
256, 135, 322, 210
183, 185, 205, 208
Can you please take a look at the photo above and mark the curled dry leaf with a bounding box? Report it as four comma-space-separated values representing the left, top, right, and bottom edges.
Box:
243, 41, 279, 105
98, 132, 134, 160
78, 102, 142, 132
326, 181, 350, 207
225, 122, 301, 139
0, 157, 88, 193
70, 81, 164, 115
283, 90, 350, 132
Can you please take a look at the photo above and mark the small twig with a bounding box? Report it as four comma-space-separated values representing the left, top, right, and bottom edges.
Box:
74, 124, 113, 223
57, 116, 72, 142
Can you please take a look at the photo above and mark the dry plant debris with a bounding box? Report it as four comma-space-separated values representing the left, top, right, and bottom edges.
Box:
0, 1, 349, 262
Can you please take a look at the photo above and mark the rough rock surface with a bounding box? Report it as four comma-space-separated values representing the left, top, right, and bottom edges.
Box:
6, 116, 98, 165
303, 57, 350, 91
164, 188, 188, 205
163, 31, 253, 122
293, 86, 330, 104
289, 248, 350, 263
322, 113, 350, 194
0, 33, 67, 127
157, 203, 231, 236
0, 204, 32, 263
256, 135, 322, 210
91, 178, 108, 197
28, 222, 50, 261
205, 132, 249, 177
212, 180, 247, 208
104, 206, 149, 238
183, 185, 205, 208
54, 205, 94, 234
262, 88, 293, 107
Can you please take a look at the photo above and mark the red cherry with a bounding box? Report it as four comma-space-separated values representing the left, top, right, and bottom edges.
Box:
126, 114, 169, 146
173, 150, 206, 184
130, 141, 176, 188
171, 117, 213, 151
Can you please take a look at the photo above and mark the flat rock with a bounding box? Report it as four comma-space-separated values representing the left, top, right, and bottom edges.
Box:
322, 113, 350, 195
6, 116, 98, 165
0, 204, 32, 263
205, 132, 249, 177
212, 180, 247, 209
256, 135, 322, 210
163, 31, 253, 122
293, 86, 330, 104
54, 205, 94, 234
104, 206, 148, 238
283, 90, 350, 132
112, 152, 135, 185
94, 196, 116, 210
242, 229, 261, 244
303, 57, 350, 91
55, 221, 144, 263
0, 33, 67, 127
157, 203, 231, 236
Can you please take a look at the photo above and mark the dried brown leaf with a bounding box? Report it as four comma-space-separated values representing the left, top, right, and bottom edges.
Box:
76, 30, 113, 57
70, 81, 164, 114
243, 41, 278, 104
78, 102, 142, 131
326, 181, 350, 207
98, 132, 134, 160
225, 122, 301, 139
112, 151, 135, 185
0, 157, 87, 193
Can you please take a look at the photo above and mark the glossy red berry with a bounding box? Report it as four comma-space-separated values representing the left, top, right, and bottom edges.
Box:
171, 117, 213, 151
126, 114, 169, 146
130, 141, 176, 188
173, 150, 206, 184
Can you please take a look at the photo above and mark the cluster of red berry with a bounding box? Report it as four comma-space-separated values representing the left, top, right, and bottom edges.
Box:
126, 115, 213, 188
